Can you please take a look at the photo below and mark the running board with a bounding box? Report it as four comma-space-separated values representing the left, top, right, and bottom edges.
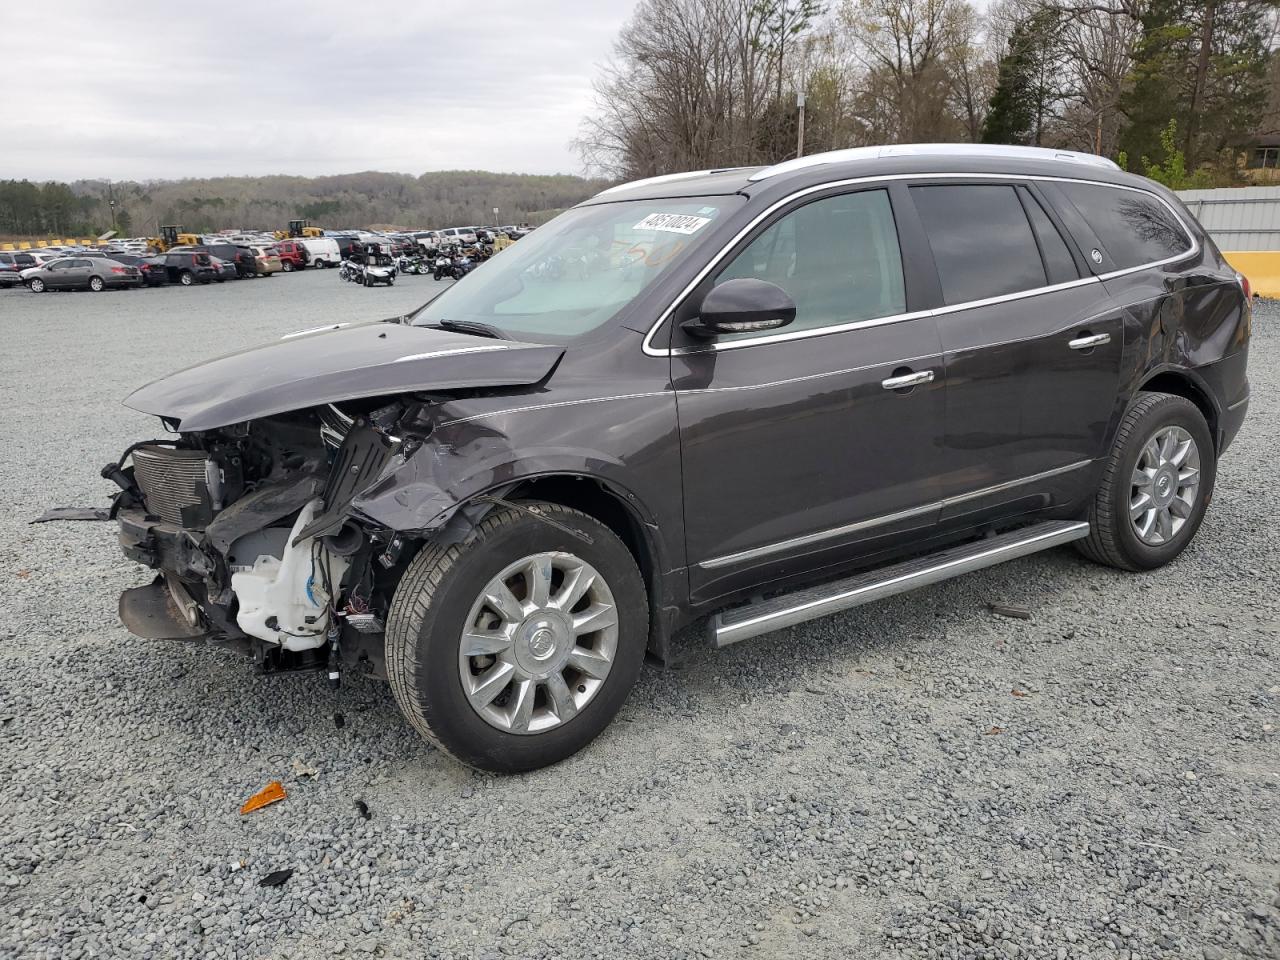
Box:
709, 520, 1090, 648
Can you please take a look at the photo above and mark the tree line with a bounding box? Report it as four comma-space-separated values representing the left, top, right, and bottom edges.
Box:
0, 171, 607, 240
576, 0, 1280, 189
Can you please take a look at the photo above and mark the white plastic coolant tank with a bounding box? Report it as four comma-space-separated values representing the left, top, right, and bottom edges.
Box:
231, 498, 349, 651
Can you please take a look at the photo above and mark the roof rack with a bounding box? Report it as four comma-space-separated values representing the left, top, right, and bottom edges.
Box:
595, 167, 752, 197
748, 144, 1120, 182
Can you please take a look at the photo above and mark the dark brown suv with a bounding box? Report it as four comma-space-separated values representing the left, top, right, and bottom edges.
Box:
98, 144, 1250, 772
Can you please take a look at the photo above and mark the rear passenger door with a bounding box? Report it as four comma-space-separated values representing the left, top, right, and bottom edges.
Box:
908, 181, 1124, 523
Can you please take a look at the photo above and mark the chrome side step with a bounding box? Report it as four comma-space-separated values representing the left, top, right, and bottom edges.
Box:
709, 520, 1090, 648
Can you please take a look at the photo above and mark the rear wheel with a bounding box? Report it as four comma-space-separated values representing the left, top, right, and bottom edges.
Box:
88, 276, 104, 292
1077, 392, 1216, 571
28, 278, 45, 292
386, 502, 648, 772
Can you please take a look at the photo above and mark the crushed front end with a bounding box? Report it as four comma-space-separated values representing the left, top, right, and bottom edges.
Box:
108, 400, 424, 676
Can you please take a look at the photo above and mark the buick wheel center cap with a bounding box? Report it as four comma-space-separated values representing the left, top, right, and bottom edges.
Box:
529, 628, 557, 661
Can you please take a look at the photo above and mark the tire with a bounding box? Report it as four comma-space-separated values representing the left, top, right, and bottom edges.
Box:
385, 501, 648, 773
179, 271, 194, 286
1077, 391, 1216, 571
28, 278, 45, 292
282, 260, 294, 272
88, 276, 104, 292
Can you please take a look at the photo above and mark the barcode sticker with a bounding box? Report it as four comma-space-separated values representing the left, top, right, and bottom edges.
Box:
632, 213, 712, 235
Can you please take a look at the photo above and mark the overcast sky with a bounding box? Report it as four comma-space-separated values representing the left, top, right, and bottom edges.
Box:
3, 1, 640, 182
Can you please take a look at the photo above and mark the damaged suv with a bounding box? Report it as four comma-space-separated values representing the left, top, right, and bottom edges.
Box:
104, 145, 1250, 772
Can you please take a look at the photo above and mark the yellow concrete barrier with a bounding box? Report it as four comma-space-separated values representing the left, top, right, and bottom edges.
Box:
1223, 251, 1280, 298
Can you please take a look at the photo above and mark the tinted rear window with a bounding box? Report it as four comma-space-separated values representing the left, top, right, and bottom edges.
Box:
1020, 189, 1078, 285
1057, 182, 1191, 270
911, 184, 1046, 305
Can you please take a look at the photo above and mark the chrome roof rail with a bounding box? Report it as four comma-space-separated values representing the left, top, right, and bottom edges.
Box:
748, 144, 1121, 182
594, 167, 753, 197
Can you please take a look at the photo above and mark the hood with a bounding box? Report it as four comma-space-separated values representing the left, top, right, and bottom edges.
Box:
124, 320, 563, 431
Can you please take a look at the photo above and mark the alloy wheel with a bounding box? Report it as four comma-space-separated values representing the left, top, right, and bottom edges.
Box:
458, 551, 619, 735
1130, 425, 1200, 546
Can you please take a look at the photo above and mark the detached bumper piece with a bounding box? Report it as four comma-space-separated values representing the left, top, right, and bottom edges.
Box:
119, 578, 210, 640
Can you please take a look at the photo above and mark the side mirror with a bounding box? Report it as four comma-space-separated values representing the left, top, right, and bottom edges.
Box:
682, 278, 797, 338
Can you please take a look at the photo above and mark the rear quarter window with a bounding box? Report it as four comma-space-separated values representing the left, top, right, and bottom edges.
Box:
910, 184, 1047, 305
1056, 182, 1192, 270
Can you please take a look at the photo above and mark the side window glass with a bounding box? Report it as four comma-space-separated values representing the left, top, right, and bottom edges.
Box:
714, 189, 905, 335
1057, 182, 1191, 270
911, 184, 1046, 305
1020, 188, 1078, 285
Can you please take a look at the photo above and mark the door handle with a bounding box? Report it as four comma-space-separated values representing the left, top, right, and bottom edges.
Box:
1068, 332, 1110, 350
881, 370, 935, 391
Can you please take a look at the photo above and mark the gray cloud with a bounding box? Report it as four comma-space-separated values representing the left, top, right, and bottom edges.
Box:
2, 1, 636, 180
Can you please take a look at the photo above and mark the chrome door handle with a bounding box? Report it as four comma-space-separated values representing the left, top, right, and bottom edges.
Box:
1068, 333, 1110, 350
881, 370, 935, 390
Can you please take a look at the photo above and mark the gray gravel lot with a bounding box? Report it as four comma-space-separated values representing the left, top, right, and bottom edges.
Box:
1, 271, 1277, 960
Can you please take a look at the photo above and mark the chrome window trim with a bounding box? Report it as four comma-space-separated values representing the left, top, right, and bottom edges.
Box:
642, 172, 1198, 358
698, 459, 1093, 570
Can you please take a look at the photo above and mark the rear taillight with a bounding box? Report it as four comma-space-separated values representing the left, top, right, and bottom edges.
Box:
1237, 271, 1252, 300
111, 267, 126, 274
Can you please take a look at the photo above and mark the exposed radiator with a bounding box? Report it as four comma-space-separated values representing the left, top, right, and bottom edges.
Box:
132, 445, 215, 528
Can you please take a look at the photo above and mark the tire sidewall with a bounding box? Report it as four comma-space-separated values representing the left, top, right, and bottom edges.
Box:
393, 509, 647, 772
1107, 396, 1216, 569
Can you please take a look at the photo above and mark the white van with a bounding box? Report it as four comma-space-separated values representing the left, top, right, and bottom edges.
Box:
297, 237, 341, 268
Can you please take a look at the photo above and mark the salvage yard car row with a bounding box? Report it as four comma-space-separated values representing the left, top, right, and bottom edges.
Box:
1, 225, 532, 293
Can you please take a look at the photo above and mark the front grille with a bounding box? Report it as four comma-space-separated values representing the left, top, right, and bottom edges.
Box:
132, 445, 214, 527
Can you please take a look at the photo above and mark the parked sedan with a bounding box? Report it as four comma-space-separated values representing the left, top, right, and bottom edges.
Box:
106, 253, 169, 286
25, 257, 142, 292
209, 257, 238, 282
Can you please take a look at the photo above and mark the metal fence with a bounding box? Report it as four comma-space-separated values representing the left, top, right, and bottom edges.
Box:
1177, 186, 1280, 251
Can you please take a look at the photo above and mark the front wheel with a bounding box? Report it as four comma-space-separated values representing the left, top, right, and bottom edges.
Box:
282, 260, 294, 272
385, 502, 648, 773
1077, 392, 1216, 571
28, 278, 46, 292
179, 271, 194, 286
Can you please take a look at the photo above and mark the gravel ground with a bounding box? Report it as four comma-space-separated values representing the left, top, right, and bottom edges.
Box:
1, 272, 1277, 960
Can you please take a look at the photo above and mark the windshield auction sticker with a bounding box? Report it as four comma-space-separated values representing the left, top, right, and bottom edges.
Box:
632, 213, 712, 235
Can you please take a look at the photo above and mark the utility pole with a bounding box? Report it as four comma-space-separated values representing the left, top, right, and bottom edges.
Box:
796, 91, 806, 159
107, 180, 118, 233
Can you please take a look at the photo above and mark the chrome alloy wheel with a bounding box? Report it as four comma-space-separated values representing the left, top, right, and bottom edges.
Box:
458, 552, 618, 734
1130, 425, 1201, 546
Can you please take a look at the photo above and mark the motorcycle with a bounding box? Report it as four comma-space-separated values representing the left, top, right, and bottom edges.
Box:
397, 255, 426, 275
339, 259, 362, 282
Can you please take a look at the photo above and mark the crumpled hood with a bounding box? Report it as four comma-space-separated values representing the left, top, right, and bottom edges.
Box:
124, 320, 563, 431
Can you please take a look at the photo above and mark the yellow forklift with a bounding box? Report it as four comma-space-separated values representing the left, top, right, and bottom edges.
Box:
273, 219, 324, 240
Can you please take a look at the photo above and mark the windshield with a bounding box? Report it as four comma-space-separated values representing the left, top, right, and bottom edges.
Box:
411, 196, 742, 339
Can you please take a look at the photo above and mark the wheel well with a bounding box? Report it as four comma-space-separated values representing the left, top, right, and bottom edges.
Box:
505, 476, 664, 644
506, 476, 654, 581
1139, 372, 1220, 449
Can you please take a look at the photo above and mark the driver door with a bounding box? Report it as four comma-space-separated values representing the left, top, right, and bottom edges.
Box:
671, 187, 948, 605
44, 260, 71, 289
